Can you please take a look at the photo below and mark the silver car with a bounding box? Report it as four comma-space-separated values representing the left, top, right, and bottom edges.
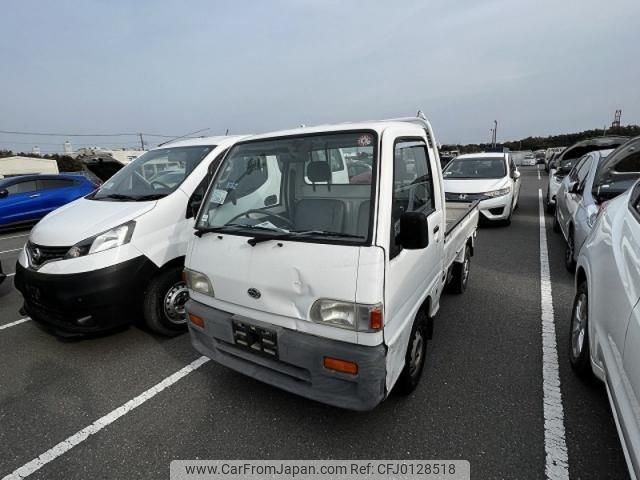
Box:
555, 135, 640, 271
571, 180, 640, 480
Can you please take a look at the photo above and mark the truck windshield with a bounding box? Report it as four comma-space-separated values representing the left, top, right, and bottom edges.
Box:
196, 131, 377, 244
91, 146, 214, 201
443, 157, 506, 179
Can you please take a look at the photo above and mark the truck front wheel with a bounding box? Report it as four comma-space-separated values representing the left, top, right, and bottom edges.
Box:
396, 310, 428, 395
143, 265, 189, 336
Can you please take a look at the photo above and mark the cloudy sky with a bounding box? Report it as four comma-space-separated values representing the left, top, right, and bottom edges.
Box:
1, 0, 639, 152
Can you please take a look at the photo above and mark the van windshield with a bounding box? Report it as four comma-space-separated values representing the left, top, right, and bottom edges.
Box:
91, 146, 214, 201
196, 131, 377, 244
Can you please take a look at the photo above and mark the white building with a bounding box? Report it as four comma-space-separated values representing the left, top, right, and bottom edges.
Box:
0, 156, 59, 177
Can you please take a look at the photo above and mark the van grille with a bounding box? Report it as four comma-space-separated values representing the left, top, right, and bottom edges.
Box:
27, 242, 70, 267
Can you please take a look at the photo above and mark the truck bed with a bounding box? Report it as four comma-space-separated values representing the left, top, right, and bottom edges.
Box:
445, 200, 479, 237
443, 200, 480, 271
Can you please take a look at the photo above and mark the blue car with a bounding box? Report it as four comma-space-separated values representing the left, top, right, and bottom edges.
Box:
0, 174, 97, 229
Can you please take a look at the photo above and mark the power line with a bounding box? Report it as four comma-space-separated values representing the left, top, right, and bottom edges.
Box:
0, 129, 200, 139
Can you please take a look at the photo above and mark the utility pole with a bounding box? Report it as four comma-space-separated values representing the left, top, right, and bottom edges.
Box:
492, 120, 498, 149
138, 133, 145, 150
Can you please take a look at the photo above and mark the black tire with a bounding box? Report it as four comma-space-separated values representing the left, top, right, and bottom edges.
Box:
396, 310, 428, 395
545, 192, 555, 214
449, 246, 471, 294
569, 282, 593, 379
565, 229, 576, 273
143, 265, 189, 336
553, 209, 561, 233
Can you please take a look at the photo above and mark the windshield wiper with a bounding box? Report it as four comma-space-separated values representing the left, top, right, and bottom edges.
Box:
194, 223, 284, 238
247, 229, 364, 246
96, 193, 140, 201
133, 193, 167, 201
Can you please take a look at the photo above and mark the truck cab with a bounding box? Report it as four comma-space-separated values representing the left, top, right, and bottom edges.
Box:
184, 114, 478, 410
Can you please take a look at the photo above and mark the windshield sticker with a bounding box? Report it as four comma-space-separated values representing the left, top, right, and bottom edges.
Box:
210, 189, 228, 204
201, 214, 209, 223
225, 181, 238, 190
357, 134, 373, 147
255, 221, 287, 232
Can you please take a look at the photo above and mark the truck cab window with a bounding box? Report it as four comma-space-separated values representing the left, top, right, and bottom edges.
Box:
390, 140, 434, 258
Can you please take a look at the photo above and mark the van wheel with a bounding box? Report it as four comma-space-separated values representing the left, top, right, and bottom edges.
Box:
569, 282, 593, 379
396, 310, 428, 395
143, 265, 188, 336
448, 246, 470, 294
565, 229, 576, 273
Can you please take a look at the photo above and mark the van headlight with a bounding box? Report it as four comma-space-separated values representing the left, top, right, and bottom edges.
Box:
310, 299, 383, 331
183, 269, 214, 297
65, 221, 135, 258
483, 187, 510, 198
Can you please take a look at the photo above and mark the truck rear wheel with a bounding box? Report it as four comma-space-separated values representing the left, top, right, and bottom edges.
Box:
143, 265, 188, 337
448, 245, 470, 294
396, 310, 428, 395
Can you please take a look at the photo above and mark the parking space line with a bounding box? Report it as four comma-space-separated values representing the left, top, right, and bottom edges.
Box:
0, 248, 22, 255
0, 318, 31, 331
0, 233, 29, 241
538, 189, 569, 480
538, 166, 541, 180
1, 356, 210, 480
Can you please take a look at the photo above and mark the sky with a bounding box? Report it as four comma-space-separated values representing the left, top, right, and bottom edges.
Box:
1, 0, 639, 152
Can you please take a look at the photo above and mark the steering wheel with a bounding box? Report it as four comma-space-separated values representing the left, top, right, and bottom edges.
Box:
150, 180, 171, 190
226, 209, 293, 229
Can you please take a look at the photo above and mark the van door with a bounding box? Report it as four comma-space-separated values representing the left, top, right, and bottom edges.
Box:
383, 134, 442, 389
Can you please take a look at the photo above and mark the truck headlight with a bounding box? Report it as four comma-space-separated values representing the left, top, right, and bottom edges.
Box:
65, 221, 135, 258
310, 299, 383, 331
183, 269, 214, 296
483, 187, 510, 198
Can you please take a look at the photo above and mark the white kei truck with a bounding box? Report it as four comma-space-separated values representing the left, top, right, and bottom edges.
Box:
184, 113, 479, 410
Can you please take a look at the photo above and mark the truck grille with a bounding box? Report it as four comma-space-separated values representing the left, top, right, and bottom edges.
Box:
445, 192, 486, 202
27, 242, 70, 267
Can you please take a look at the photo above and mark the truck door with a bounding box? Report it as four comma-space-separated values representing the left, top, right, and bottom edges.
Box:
383, 134, 443, 389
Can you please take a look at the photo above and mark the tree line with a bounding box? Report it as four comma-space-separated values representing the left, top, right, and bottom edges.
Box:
442, 124, 640, 154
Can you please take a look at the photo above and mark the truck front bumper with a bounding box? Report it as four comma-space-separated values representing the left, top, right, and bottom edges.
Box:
186, 299, 387, 411
14, 256, 156, 335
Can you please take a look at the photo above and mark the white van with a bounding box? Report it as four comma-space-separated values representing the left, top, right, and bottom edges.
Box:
15, 135, 246, 336
183, 114, 479, 410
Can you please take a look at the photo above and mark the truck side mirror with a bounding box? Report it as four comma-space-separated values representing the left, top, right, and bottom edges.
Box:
512, 170, 521, 180
0, 189, 7, 199
398, 212, 429, 249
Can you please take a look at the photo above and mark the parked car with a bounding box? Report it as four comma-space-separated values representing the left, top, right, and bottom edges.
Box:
184, 114, 480, 410
555, 135, 640, 271
15, 135, 246, 336
0, 174, 97, 230
443, 152, 520, 225
544, 136, 628, 213
522, 151, 537, 166
570, 180, 640, 480
535, 149, 546, 165
554, 150, 613, 271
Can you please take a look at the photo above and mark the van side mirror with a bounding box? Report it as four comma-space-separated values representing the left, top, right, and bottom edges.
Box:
398, 212, 429, 249
512, 170, 521, 180
0, 189, 7, 199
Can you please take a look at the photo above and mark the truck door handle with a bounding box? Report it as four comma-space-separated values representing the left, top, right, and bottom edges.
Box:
433, 225, 440, 234
29, 194, 40, 198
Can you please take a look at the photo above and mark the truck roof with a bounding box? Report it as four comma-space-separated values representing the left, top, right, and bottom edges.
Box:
243, 120, 426, 142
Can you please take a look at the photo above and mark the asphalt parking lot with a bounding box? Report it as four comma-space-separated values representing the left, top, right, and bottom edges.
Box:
0, 167, 630, 480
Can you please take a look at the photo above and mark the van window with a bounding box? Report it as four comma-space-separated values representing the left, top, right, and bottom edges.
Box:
390, 140, 434, 258
615, 151, 640, 173
92, 146, 214, 201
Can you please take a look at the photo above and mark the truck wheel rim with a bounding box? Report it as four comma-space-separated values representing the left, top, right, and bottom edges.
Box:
571, 293, 587, 359
462, 256, 470, 285
164, 282, 189, 324
409, 330, 424, 376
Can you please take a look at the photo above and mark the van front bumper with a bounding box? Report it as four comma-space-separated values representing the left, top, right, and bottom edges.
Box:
14, 256, 156, 335
186, 299, 387, 411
